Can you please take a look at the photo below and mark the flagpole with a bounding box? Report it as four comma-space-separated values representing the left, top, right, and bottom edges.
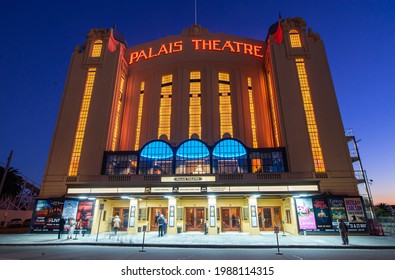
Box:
195, 0, 197, 25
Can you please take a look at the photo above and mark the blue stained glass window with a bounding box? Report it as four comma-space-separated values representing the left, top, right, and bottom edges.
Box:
175, 140, 210, 174
212, 139, 247, 174
139, 141, 173, 174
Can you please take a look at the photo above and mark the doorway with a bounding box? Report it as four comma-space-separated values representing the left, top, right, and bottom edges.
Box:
185, 207, 205, 231
221, 207, 241, 232
150, 207, 168, 231
258, 207, 282, 231
112, 207, 129, 231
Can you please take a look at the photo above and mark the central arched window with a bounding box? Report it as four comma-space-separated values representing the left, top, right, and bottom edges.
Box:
175, 140, 210, 174
139, 141, 173, 174
212, 139, 247, 174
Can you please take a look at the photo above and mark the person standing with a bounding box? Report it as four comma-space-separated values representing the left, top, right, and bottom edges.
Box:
58, 217, 65, 239
112, 215, 121, 236
157, 214, 165, 237
338, 219, 349, 245
67, 217, 76, 239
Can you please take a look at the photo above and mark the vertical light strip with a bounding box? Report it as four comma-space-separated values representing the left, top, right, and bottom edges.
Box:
68, 68, 97, 176
247, 77, 258, 148
111, 76, 125, 151
189, 71, 201, 138
91, 40, 103, 57
266, 68, 280, 147
218, 72, 233, 137
295, 58, 326, 172
158, 74, 173, 139
135, 81, 145, 150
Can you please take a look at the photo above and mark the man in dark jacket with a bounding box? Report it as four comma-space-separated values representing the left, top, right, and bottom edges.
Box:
157, 214, 165, 237
58, 217, 66, 239
338, 219, 349, 245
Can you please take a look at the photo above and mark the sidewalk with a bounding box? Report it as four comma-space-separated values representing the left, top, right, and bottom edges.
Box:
1, 231, 395, 249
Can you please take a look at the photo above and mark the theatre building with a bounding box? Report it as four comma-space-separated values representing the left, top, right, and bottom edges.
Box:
34, 17, 368, 236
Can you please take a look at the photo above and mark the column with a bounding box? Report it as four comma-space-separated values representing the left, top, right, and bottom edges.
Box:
166, 196, 177, 234
248, 195, 260, 235
208, 195, 217, 235
127, 198, 139, 234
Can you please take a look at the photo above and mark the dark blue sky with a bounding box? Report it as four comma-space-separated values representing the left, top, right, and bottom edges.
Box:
1, 0, 394, 204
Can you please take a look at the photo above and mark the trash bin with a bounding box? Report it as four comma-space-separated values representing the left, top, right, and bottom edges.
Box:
177, 226, 182, 234
138, 227, 142, 233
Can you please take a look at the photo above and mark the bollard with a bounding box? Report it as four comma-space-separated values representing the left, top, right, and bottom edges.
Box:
139, 225, 147, 252
274, 226, 282, 255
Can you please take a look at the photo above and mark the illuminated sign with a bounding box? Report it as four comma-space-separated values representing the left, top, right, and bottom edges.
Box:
161, 176, 216, 183
129, 39, 264, 64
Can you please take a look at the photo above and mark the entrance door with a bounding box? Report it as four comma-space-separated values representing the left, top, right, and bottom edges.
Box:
221, 207, 241, 232
185, 208, 205, 231
113, 208, 129, 231
258, 207, 282, 231
150, 207, 168, 231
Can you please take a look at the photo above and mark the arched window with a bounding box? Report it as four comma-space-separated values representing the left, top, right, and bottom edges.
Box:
91, 40, 103, 57
175, 140, 210, 174
289, 30, 302, 48
139, 141, 173, 174
212, 139, 248, 174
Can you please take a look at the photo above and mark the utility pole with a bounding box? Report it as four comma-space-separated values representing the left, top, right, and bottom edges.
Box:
0, 150, 13, 195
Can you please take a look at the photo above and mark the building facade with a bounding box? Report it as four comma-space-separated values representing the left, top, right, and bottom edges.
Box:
36, 17, 367, 235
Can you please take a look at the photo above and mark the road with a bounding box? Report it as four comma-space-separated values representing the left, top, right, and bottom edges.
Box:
1, 245, 395, 260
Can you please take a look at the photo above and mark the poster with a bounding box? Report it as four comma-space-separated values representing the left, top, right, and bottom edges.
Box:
31, 200, 64, 232
76, 200, 94, 234
312, 198, 332, 229
31, 199, 95, 233
295, 198, 317, 230
328, 198, 347, 229
344, 197, 365, 223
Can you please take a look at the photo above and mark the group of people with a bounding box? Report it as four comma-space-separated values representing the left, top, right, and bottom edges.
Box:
57, 217, 84, 240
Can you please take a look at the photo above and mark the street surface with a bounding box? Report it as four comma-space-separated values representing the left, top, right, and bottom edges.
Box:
1, 245, 395, 260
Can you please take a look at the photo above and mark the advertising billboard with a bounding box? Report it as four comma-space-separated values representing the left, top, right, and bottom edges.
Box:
31, 199, 95, 234
295, 196, 368, 234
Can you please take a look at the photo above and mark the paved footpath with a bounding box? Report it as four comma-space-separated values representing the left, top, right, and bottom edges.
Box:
1, 232, 395, 249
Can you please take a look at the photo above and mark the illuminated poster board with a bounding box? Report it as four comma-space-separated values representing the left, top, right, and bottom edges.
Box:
328, 198, 348, 229
295, 196, 368, 234
344, 197, 367, 232
295, 198, 316, 230
31, 199, 95, 234
312, 198, 332, 229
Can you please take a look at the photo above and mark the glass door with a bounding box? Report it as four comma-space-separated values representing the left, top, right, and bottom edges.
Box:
150, 207, 168, 231
258, 207, 282, 231
221, 207, 241, 232
113, 207, 129, 231
185, 208, 205, 231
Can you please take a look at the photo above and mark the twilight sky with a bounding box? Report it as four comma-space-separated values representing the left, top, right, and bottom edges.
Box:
0, 0, 394, 204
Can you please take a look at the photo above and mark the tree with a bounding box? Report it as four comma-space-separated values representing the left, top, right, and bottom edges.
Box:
0, 166, 23, 198
375, 202, 392, 217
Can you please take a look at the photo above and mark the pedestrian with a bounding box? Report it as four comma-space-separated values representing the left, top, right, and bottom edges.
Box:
58, 217, 65, 239
67, 217, 76, 239
157, 214, 165, 237
338, 219, 349, 245
112, 215, 121, 237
